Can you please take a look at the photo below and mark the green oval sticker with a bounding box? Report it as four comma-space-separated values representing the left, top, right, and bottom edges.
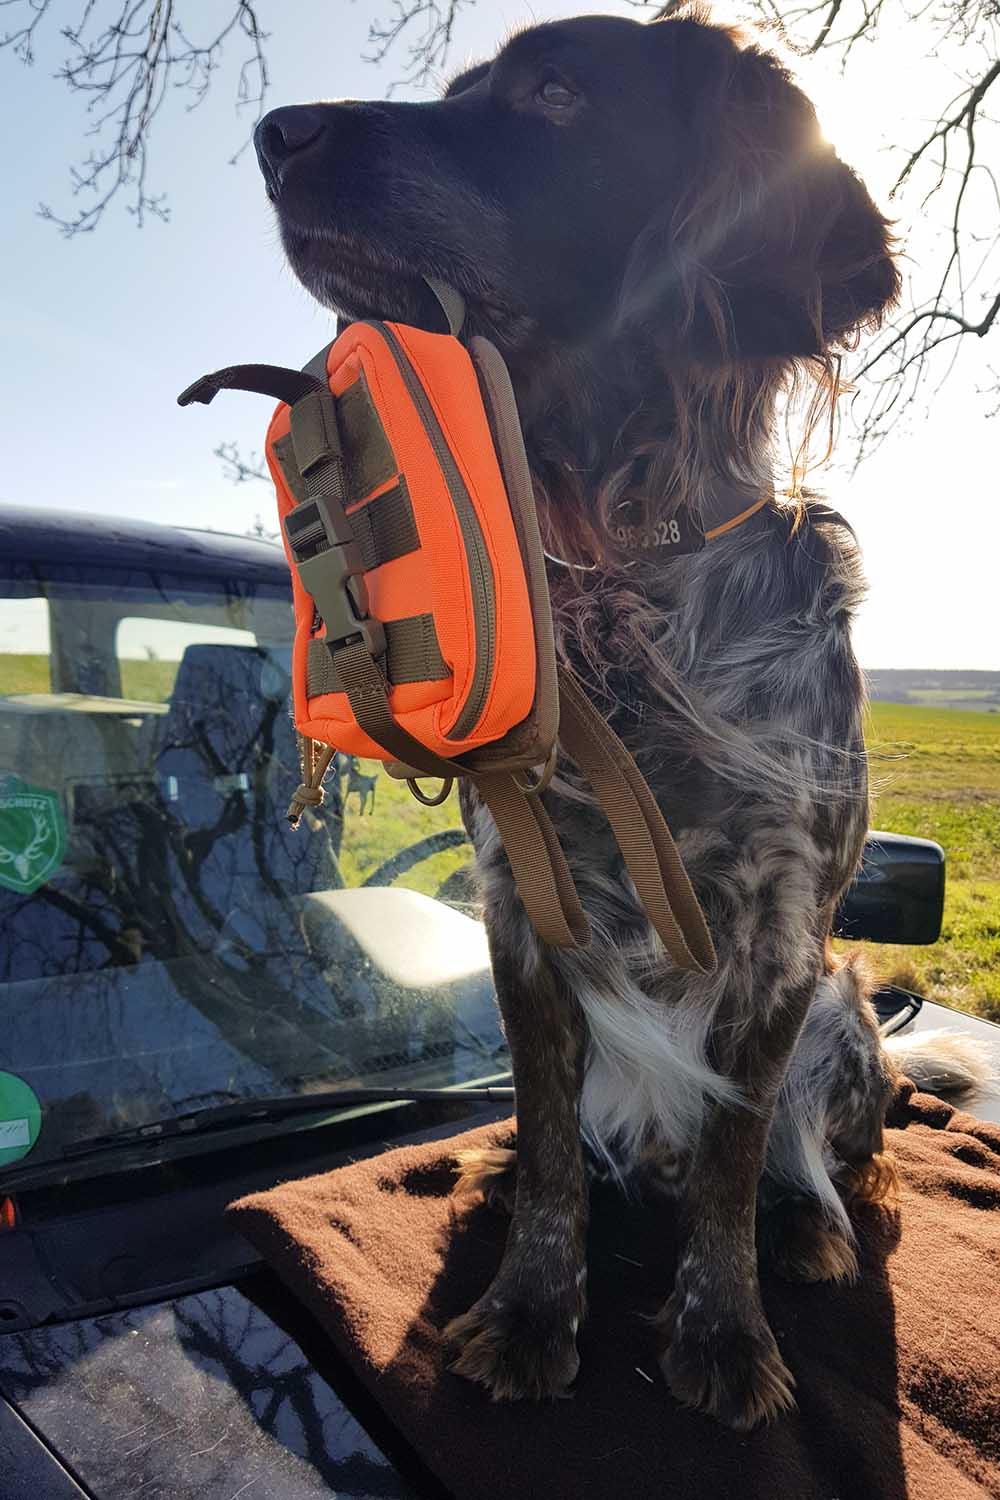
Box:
0, 775, 67, 894
0, 1072, 42, 1165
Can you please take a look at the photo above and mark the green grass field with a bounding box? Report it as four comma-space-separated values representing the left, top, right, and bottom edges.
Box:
5, 654, 999, 1019
4, 653, 179, 702
338, 769, 470, 894
861, 702, 1000, 1021
349, 700, 1000, 1020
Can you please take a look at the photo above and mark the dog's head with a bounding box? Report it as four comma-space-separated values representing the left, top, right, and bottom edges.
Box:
255, 9, 898, 370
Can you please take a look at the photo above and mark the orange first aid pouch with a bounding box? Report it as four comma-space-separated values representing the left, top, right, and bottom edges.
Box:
181, 295, 557, 793
267, 316, 557, 777
179, 288, 716, 969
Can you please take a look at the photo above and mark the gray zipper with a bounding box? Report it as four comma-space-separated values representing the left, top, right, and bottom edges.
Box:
364, 321, 496, 742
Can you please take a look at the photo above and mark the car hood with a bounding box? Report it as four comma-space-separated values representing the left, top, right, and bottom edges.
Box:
0, 1277, 418, 1499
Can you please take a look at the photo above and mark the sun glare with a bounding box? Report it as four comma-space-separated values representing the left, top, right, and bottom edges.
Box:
799, 54, 899, 197
794, 25, 943, 210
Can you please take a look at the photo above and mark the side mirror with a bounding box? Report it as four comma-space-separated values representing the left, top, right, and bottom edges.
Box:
834, 831, 945, 945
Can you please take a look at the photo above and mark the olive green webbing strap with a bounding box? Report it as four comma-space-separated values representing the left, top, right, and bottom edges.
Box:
288, 640, 459, 824
178, 364, 322, 409
557, 667, 717, 974
323, 647, 709, 963
273, 441, 418, 574
334, 628, 590, 950
346, 480, 419, 571
305, 615, 446, 696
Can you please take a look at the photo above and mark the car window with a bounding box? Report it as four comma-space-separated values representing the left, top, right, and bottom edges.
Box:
0, 554, 503, 1172
116, 617, 257, 702
0, 594, 51, 697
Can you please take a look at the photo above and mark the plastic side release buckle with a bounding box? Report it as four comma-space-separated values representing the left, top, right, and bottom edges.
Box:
285, 496, 386, 660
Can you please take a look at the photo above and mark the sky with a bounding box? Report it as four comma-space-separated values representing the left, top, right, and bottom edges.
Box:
1, 0, 997, 670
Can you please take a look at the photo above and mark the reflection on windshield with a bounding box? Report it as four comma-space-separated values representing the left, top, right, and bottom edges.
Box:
0, 557, 504, 1170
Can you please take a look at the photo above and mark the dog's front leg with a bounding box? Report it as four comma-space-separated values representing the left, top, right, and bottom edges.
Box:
658, 969, 820, 1430
446, 932, 588, 1400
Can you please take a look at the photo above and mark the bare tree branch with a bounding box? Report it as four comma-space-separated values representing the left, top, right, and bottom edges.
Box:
0, 0, 54, 62
246, 515, 279, 539
215, 440, 269, 486
215, 442, 279, 538
363, 0, 472, 92
1, 0, 269, 234
894, 59, 1000, 194
748, 0, 998, 452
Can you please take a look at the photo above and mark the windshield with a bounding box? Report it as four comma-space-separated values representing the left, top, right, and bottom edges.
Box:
0, 548, 505, 1173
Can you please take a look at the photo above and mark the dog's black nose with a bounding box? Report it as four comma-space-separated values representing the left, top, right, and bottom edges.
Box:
254, 106, 326, 189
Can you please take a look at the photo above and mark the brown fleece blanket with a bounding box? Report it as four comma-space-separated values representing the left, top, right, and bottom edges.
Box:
229, 1087, 1000, 1500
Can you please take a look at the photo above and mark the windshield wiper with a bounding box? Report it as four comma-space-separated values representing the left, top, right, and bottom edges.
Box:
13, 1080, 509, 1170
0, 1076, 514, 1192
0, 1080, 514, 1191
58, 1079, 515, 1162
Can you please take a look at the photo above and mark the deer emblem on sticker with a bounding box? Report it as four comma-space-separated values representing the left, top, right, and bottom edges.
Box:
0, 775, 67, 895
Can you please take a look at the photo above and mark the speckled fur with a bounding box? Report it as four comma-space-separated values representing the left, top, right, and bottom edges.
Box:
469, 499, 870, 1161
455, 498, 884, 1425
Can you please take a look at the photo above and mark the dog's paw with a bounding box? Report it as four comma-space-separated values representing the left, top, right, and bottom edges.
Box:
656, 1291, 796, 1430
444, 1288, 580, 1401
452, 1146, 517, 1215
759, 1197, 859, 1285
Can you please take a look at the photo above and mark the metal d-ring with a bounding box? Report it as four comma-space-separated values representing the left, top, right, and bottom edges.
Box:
406, 776, 454, 807
512, 742, 558, 798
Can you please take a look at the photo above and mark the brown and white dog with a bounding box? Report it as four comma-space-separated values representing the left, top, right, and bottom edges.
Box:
255, 6, 989, 1429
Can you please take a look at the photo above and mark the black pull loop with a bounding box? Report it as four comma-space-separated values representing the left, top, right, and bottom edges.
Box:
178, 364, 324, 408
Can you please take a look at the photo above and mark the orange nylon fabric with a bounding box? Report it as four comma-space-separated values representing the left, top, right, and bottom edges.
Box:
266, 322, 537, 762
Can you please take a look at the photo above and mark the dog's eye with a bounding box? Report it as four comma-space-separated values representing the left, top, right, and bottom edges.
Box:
537, 77, 577, 109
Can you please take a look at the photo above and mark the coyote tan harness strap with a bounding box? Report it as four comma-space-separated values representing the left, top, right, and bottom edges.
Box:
476, 774, 590, 949
557, 668, 716, 973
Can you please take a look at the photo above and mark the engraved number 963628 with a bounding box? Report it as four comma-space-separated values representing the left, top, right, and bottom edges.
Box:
615, 518, 682, 549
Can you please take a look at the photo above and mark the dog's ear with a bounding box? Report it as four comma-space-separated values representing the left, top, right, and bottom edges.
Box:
620, 19, 900, 361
